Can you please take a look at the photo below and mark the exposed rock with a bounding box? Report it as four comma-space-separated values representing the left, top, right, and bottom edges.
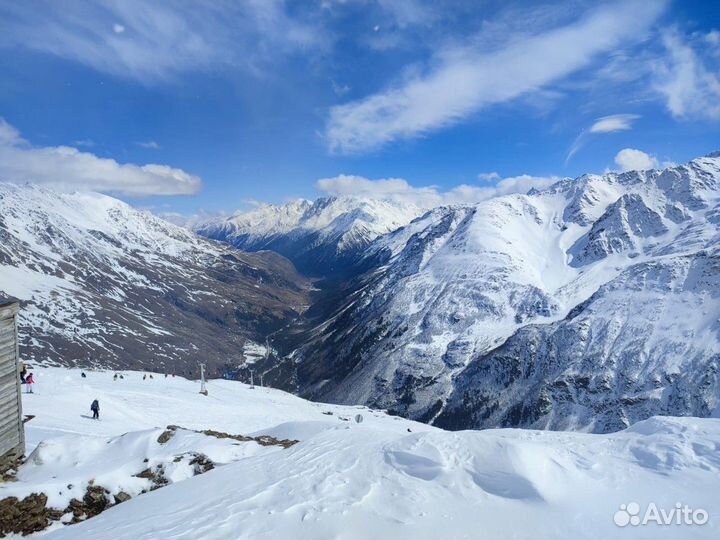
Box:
0, 493, 61, 536
114, 491, 131, 504
189, 454, 215, 474
157, 429, 175, 444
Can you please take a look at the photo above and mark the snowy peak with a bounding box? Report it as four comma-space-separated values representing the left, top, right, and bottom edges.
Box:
569, 193, 668, 266
194, 195, 426, 277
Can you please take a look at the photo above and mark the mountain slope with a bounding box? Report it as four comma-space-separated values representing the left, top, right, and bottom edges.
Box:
0, 183, 310, 375
18, 368, 720, 540
193, 196, 424, 277
285, 155, 720, 432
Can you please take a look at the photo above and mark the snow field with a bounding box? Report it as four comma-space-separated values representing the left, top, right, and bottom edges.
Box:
6, 368, 719, 539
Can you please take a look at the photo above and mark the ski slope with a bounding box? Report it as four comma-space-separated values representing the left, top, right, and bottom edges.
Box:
9, 368, 720, 539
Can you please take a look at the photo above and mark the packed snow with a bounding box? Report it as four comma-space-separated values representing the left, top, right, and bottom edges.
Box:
6, 368, 719, 539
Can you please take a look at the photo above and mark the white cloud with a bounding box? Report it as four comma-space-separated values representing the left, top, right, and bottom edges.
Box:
614, 148, 659, 172
477, 172, 501, 182
0, 1, 326, 83
375, 0, 435, 28
137, 141, 161, 150
0, 118, 201, 196
493, 174, 559, 195
0, 119, 23, 146
325, 0, 667, 153
589, 114, 640, 133
331, 80, 351, 96
707, 30, 720, 48
316, 173, 560, 208
567, 113, 641, 162
73, 139, 96, 148
653, 29, 720, 121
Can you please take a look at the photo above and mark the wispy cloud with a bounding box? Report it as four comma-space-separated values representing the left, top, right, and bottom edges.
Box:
73, 139, 96, 148
325, 0, 667, 153
566, 113, 641, 162
0, 1, 326, 84
0, 118, 200, 196
653, 29, 720, 121
137, 140, 161, 150
477, 172, 501, 182
316, 173, 560, 208
589, 114, 640, 133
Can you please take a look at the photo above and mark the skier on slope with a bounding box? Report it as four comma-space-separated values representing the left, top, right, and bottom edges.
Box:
90, 399, 100, 420
25, 373, 34, 393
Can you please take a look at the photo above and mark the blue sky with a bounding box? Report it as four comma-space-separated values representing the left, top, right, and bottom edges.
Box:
0, 0, 718, 215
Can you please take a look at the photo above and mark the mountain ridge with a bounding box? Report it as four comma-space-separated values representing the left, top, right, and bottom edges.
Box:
0, 182, 310, 375
193, 195, 425, 277
275, 155, 720, 432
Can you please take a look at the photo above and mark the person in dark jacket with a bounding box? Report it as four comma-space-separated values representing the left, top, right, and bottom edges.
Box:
90, 399, 100, 420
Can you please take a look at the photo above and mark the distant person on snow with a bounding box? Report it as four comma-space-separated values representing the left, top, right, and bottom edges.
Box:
19, 362, 27, 383
25, 373, 34, 393
113, 373, 118, 381
81, 372, 87, 378
91, 399, 100, 420
143, 374, 147, 380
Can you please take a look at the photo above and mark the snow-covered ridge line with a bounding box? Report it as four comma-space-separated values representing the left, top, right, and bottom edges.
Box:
193, 195, 426, 276
286, 155, 720, 433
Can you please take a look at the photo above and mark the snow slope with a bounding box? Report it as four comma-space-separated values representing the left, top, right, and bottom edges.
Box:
9, 368, 720, 540
194, 196, 424, 277
287, 155, 720, 432
0, 183, 310, 375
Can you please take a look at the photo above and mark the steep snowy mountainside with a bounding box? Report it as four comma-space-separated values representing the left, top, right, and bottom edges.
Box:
0, 183, 310, 374
285, 155, 720, 432
18, 369, 720, 540
193, 196, 425, 277
437, 251, 720, 433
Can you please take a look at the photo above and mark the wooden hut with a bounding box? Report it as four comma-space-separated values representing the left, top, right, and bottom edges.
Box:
0, 298, 24, 470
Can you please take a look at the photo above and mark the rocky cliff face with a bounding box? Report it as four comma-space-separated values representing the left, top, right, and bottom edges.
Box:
0, 184, 310, 375
283, 155, 720, 432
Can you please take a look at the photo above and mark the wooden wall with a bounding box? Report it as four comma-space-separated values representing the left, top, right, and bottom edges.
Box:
0, 300, 23, 465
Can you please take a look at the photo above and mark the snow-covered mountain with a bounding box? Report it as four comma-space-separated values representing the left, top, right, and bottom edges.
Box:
0, 183, 310, 375
193, 197, 425, 277
285, 154, 720, 433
